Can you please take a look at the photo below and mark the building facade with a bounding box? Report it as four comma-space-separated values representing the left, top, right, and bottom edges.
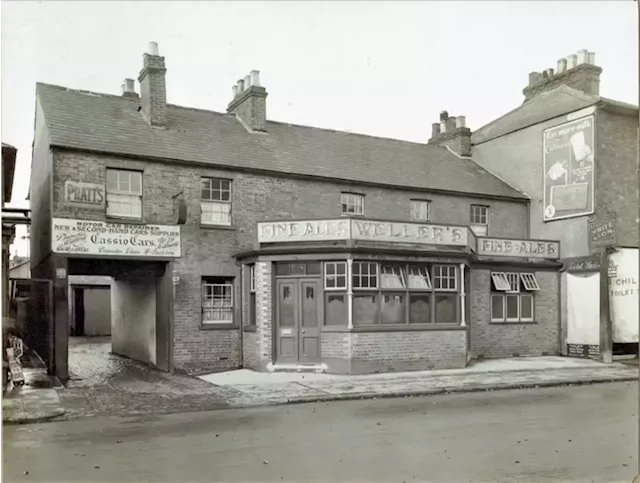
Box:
458, 49, 639, 361
30, 43, 562, 379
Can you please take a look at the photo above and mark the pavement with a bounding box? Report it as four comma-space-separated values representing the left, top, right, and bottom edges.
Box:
199, 356, 639, 407
2, 382, 637, 482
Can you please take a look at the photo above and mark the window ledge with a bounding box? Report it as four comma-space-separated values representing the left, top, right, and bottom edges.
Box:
489, 321, 538, 325
243, 325, 257, 333
322, 326, 350, 333
351, 324, 466, 332
105, 216, 145, 225
200, 224, 236, 231
200, 323, 238, 331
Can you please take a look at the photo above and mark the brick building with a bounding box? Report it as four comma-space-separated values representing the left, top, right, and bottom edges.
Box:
438, 49, 638, 361
30, 43, 563, 379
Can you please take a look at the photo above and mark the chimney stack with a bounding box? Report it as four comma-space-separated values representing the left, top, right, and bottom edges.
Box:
121, 78, 138, 98
227, 69, 268, 132
523, 49, 601, 102
138, 41, 167, 126
428, 110, 471, 157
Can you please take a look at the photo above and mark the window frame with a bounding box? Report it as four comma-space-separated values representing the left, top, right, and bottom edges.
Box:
200, 177, 232, 226
410, 199, 431, 222
247, 265, 256, 328
201, 277, 235, 327
340, 192, 365, 216
105, 168, 143, 220
470, 204, 489, 236
490, 271, 538, 323
324, 261, 347, 290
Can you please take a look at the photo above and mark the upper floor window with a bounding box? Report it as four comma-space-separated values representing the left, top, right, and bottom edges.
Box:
341, 193, 365, 216
106, 169, 142, 219
470, 204, 489, 236
411, 200, 431, 222
201, 178, 231, 226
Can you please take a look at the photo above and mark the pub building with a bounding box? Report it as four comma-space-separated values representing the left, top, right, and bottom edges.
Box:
30, 42, 563, 379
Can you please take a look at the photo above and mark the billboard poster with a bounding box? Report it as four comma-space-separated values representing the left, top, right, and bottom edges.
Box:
543, 115, 595, 222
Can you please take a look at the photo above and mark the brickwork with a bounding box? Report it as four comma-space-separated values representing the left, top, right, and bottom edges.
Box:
138, 53, 167, 127
227, 86, 268, 132
522, 64, 602, 101
321, 332, 351, 372
350, 330, 468, 373
469, 269, 559, 359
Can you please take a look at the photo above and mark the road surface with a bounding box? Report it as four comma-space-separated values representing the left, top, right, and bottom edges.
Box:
3, 382, 637, 482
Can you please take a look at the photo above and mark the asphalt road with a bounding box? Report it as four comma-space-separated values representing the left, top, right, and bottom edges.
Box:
3, 382, 637, 482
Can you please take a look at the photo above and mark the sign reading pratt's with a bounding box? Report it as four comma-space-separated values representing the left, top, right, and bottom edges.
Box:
64, 181, 105, 207
477, 237, 560, 259
257, 219, 468, 246
52, 218, 181, 258
543, 116, 595, 222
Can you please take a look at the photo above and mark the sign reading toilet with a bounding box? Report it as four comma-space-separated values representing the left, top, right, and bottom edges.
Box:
52, 218, 181, 258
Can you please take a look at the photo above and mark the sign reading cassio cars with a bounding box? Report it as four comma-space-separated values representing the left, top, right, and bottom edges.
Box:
543, 116, 595, 222
52, 218, 181, 258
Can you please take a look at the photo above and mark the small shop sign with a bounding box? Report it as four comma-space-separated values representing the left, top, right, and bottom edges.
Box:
588, 217, 617, 252
564, 255, 601, 274
64, 181, 105, 207
476, 237, 560, 260
52, 218, 181, 258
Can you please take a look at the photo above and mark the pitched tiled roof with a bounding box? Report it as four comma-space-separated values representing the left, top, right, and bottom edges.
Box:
472, 85, 638, 145
36, 82, 527, 200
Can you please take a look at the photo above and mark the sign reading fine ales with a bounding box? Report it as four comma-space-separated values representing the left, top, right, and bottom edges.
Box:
476, 237, 560, 260
52, 218, 181, 258
257, 219, 468, 246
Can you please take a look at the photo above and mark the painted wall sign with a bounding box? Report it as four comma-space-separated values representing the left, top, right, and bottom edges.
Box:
350, 220, 467, 246
476, 237, 560, 260
608, 248, 638, 343
64, 181, 105, 207
564, 255, 601, 273
588, 218, 617, 251
52, 218, 181, 258
567, 343, 600, 361
256, 219, 468, 246
543, 116, 595, 222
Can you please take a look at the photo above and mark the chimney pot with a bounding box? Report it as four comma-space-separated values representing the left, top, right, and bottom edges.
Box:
529, 71, 542, 85
567, 54, 577, 69
124, 78, 135, 92
439, 111, 449, 122
455, 116, 466, 129
577, 49, 589, 65
440, 121, 447, 134
148, 42, 160, 56
250, 70, 261, 87
232, 85, 239, 97
431, 122, 441, 139
244, 75, 251, 90
237, 79, 245, 91
556, 58, 567, 73
588, 52, 596, 65
546, 68, 555, 77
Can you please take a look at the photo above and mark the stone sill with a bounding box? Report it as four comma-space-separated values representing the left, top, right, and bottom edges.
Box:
200, 323, 238, 331
322, 324, 466, 333
488, 321, 538, 325
243, 325, 257, 333
105, 216, 145, 225
200, 224, 236, 231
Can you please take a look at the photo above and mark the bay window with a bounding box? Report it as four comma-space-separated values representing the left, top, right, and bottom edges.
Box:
490, 272, 539, 323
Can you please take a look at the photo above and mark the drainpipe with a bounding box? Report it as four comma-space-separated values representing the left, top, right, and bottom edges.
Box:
238, 262, 244, 368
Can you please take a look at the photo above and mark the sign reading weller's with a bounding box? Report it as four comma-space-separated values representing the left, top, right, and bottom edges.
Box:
258, 219, 468, 246
51, 218, 181, 258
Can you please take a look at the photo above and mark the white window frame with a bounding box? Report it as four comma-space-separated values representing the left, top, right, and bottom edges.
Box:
352, 261, 378, 290
250, 265, 256, 293
201, 178, 232, 226
380, 264, 406, 289
470, 204, 489, 236
202, 279, 234, 325
341, 193, 365, 216
432, 265, 457, 291
411, 200, 431, 222
407, 265, 432, 290
520, 273, 540, 291
491, 294, 506, 322
324, 261, 347, 290
490, 272, 536, 322
106, 169, 142, 219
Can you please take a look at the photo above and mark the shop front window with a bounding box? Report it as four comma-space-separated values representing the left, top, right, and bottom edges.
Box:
490, 272, 539, 322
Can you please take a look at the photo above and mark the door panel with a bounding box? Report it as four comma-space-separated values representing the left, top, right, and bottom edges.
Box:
276, 280, 298, 362
298, 279, 321, 363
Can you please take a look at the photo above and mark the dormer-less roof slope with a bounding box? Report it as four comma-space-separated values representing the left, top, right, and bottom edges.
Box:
36, 82, 527, 200
472, 85, 638, 145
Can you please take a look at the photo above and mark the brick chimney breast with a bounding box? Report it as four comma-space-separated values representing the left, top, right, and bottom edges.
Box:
227, 70, 268, 132
138, 42, 167, 126
523, 49, 602, 102
428, 111, 471, 157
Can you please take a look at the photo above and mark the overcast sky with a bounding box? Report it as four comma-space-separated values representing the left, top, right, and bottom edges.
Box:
1, 1, 637, 256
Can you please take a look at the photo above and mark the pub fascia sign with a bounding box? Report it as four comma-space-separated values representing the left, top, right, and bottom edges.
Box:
52, 218, 181, 258
257, 219, 469, 246
476, 237, 560, 260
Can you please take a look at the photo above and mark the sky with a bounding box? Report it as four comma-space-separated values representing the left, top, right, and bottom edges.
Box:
1, 1, 638, 257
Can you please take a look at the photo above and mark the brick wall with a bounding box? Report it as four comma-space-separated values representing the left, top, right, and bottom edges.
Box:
51, 149, 527, 373
350, 330, 467, 373
321, 331, 351, 373
469, 269, 559, 359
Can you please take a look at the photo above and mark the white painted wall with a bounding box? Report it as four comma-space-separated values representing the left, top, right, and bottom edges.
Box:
83, 288, 111, 336
566, 272, 600, 345
111, 280, 156, 365
9, 262, 30, 279
609, 248, 639, 343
